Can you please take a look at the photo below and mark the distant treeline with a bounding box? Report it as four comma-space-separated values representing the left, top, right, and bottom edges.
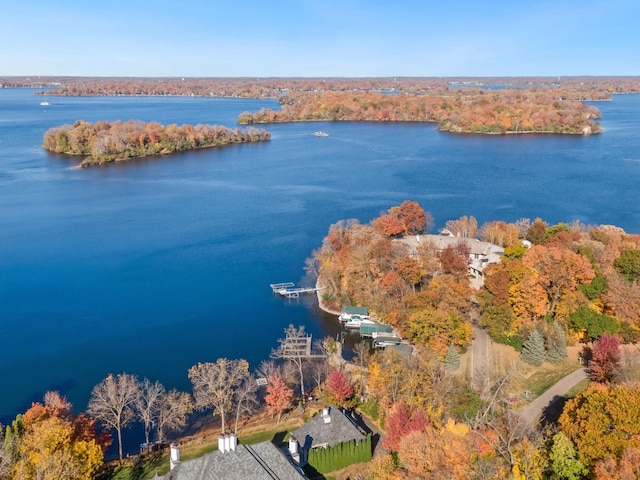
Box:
4, 75, 640, 99
238, 89, 602, 135
43, 120, 270, 167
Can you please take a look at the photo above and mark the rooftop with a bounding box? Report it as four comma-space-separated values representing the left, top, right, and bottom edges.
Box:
156, 441, 305, 480
290, 407, 367, 450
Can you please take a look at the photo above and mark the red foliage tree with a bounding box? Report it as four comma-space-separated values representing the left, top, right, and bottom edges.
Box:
264, 375, 293, 423
382, 401, 429, 452
589, 333, 621, 383
438, 245, 469, 275
326, 369, 354, 407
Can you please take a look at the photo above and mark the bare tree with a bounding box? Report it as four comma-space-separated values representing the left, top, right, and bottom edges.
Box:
470, 363, 533, 471
136, 379, 165, 445
233, 375, 259, 434
188, 358, 249, 433
156, 390, 193, 442
256, 359, 297, 389
271, 324, 319, 399
352, 341, 372, 368
307, 359, 331, 394
87, 373, 140, 462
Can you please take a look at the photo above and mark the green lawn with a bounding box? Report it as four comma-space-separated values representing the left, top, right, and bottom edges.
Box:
522, 360, 582, 397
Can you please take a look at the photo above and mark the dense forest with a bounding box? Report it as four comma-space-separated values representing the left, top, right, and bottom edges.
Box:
42, 120, 270, 166
238, 89, 602, 135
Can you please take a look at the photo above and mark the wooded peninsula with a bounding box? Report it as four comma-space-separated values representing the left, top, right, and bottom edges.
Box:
42, 120, 270, 167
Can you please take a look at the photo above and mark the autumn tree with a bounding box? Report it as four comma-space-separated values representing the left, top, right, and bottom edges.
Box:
188, 358, 250, 433
559, 384, 640, 468
438, 245, 469, 275
526, 218, 549, 244
398, 424, 472, 479
444, 215, 478, 238
393, 254, 422, 292
480, 220, 519, 247
264, 375, 293, 423
594, 447, 640, 480
588, 333, 621, 383
522, 245, 595, 318
382, 401, 429, 452
326, 369, 354, 407
372, 213, 405, 237
87, 373, 140, 462
390, 200, 432, 234
548, 432, 587, 480
9, 392, 107, 480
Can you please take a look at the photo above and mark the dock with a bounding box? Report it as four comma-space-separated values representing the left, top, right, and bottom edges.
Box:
270, 282, 324, 298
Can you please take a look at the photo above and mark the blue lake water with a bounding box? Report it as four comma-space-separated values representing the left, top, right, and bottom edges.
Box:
1, 88, 640, 430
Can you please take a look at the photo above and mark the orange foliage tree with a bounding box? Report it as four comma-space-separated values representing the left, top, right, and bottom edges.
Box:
264, 375, 293, 424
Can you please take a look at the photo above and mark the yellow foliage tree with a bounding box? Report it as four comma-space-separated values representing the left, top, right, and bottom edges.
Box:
13, 415, 103, 480
560, 384, 640, 468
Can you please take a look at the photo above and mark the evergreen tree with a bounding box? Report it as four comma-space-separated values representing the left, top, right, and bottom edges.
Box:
521, 329, 546, 366
546, 322, 568, 364
444, 343, 461, 371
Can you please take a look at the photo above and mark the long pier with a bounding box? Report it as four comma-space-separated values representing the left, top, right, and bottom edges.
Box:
270, 282, 324, 298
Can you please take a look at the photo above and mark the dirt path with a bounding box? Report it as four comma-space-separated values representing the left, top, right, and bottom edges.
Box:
471, 325, 490, 393
519, 367, 587, 425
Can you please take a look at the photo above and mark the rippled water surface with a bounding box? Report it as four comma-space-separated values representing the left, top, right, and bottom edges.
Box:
1, 89, 639, 426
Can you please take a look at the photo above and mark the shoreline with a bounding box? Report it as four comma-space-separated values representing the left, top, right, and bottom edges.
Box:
315, 275, 341, 316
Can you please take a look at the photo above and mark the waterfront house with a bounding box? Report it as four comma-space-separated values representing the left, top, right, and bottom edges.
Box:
155, 435, 306, 480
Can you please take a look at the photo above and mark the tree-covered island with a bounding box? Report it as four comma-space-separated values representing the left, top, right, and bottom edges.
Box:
43, 120, 271, 167
238, 89, 602, 135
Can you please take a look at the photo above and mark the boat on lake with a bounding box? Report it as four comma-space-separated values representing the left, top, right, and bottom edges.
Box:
313, 131, 329, 137
345, 317, 376, 329
40, 102, 50, 106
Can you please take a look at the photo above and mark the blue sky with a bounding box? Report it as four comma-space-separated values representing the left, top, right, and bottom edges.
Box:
2, 0, 639, 77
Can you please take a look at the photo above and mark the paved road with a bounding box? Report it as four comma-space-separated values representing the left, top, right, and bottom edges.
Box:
519, 367, 587, 425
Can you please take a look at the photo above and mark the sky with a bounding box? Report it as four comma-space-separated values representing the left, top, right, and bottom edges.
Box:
2, 0, 640, 77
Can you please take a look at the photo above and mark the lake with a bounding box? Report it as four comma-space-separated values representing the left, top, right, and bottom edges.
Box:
1, 88, 639, 429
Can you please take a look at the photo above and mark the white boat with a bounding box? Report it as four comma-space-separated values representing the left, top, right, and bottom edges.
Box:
345, 317, 376, 329
40, 101, 50, 106
339, 312, 370, 323
313, 131, 329, 137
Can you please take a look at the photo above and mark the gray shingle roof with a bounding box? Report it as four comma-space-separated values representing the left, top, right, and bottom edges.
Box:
158, 441, 305, 480
290, 407, 366, 451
